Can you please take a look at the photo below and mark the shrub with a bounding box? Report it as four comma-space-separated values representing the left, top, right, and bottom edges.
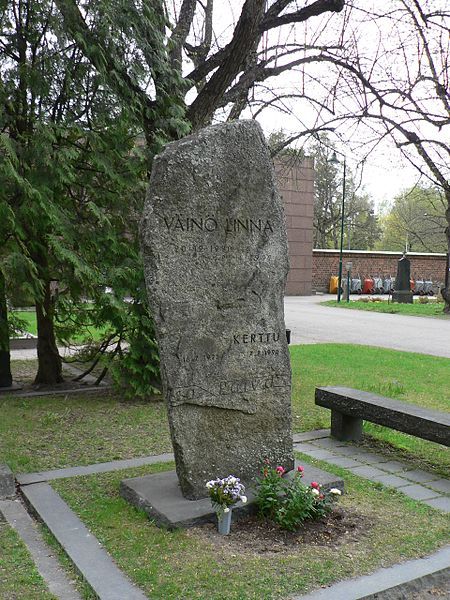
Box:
255, 463, 341, 532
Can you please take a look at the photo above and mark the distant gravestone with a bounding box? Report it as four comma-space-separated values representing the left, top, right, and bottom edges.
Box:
392, 254, 413, 303
141, 121, 294, 499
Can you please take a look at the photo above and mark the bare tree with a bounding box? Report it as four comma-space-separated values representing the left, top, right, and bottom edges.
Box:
53, 1, 346, 147
53, 0, 449, 313
299, 0, 449, 310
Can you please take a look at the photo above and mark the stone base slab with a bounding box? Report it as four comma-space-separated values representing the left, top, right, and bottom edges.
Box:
392, 291, 413, 303
120, 461, 344, 529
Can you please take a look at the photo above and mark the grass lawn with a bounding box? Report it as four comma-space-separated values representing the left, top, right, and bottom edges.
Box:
2, 344, 449, 600
12, 310, 38, 336
291, 344, 450, 477
51, 460, 450, 600
0, 520, 57, 600
2, 344, 449, 477
322, 299, 449, 318
12, 310, 108, 342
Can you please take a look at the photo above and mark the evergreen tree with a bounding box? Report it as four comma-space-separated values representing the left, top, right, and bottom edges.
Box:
0, 0, 149, 384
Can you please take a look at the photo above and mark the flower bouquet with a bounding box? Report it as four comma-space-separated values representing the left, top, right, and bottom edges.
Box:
206, 475, 247, 535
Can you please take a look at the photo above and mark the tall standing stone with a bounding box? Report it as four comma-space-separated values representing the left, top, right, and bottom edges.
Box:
392, 254, 413, 303
141, 121, 294, 499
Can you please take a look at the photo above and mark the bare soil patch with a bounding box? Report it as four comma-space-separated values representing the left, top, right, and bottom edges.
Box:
189, 506, 371, 556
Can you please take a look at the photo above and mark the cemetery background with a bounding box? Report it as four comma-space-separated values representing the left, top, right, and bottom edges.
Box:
2, 124, 450, 599
1, 0, 449, 598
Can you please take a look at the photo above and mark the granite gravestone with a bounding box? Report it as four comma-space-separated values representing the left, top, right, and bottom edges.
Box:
141, 120, 294, 499
392, 254, 413, 303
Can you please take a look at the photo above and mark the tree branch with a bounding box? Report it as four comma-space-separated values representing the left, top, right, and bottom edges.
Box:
54, 0, 154, 117
261, 0, 344, 32
187, 0, 266, 129
169, 0, 197, 69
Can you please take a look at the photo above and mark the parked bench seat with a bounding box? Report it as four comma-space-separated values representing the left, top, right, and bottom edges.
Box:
315, 386, 450, 446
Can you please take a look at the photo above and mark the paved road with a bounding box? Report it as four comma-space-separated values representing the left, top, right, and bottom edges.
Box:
11, 296, 450, 361
284, 295, 450, 359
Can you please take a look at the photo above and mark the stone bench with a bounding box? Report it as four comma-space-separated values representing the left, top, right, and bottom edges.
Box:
315, 386, 450, 446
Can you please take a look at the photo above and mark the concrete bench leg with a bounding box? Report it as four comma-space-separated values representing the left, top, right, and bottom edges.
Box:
331, 411, 363, 442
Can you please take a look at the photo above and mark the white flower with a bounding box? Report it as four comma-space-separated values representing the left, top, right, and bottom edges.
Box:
311, 488, 320, 496
206, 481, 214, 489
241, 496, 247, 504
223, 507, 230, 513
330, 488, 342, 496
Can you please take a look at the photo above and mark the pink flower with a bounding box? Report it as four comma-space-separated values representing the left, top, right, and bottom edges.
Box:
297, 466, 304, 473
276, 466, 285, 475
311, 481, 320, 489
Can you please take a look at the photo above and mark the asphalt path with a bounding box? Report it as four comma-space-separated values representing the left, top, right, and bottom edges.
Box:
284, 295, 450, 359
11, 296, 450, 361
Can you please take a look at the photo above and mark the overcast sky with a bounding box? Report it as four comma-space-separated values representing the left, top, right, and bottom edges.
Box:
256, 109, 421, 211
187, 0, 449, 212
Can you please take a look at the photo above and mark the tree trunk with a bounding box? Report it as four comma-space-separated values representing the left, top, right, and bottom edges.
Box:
34, 280, 63, 384
0, 270, 12, 388
442, 195, 450, 314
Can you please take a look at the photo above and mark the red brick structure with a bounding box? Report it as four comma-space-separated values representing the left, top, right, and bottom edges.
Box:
275, 156, 314, 295
271, 158, 446, 296
313, 249, 447, 293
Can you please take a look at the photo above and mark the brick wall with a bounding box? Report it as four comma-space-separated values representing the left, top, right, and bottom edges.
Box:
275, 156, 314, 295
313, 249, 447, 292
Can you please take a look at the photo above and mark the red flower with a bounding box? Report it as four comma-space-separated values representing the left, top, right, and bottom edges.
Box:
297, 465, 304, 473
311, 481, 320, 489
276, 466, 285, 475
319, 494, 325, 500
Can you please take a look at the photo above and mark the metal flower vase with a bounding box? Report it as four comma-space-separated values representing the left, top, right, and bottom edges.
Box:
217, 509, 232, 535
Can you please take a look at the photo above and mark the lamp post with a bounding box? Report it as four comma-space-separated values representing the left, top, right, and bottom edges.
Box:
329, 151, 346, 302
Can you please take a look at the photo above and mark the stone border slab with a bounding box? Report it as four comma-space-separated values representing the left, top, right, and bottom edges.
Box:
291, 544, 450, 600
21, 482, 147, 600
10, 433, 449, 599
17, 452, 174, 485
295, 435, 449, 512
0, 385, 113, 399
0, 498, 82, 600
0, 382, 23, 393
293, 429, 330, 442
63, 363, 109, 387
1, 361, 110, 398
0, 464, 15, 498
10, 336, 37, 350
120, 462, 344, 529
